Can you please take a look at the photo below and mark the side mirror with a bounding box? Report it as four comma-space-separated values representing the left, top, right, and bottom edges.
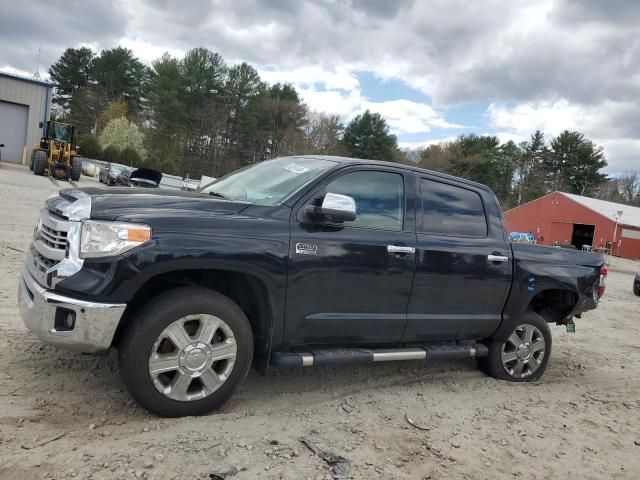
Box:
39, 121, 44, 128
0, 144, 4, 148
306, 192, 356, 222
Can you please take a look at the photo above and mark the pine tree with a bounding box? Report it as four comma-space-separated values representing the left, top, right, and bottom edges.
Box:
545, 131, 607, 196
341, 110, 398, 161
515, 130, 547, 205
48, 47, 95, 110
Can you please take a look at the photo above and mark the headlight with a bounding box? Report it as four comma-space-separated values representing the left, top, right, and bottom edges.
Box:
80, 220, 151, 258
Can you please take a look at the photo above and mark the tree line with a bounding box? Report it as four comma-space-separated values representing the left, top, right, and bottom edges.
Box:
49, 46, 636, 209
415, 131, 639, 208
49, 46, 401, 177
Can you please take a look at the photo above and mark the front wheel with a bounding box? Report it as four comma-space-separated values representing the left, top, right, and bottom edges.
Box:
478, 312, 551, 382
70, 157, 82, 181
118, 287, 254, 417
33, 150, 47, 176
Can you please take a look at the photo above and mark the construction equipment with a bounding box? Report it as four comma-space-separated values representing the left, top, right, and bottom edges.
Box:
30, 121, 81, 181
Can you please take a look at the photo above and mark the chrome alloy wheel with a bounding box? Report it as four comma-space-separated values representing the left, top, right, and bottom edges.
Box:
501, 324, 546, 379
148, 314, 237, 401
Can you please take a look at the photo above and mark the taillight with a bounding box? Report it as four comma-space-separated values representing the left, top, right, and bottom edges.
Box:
598, 265, 607, 298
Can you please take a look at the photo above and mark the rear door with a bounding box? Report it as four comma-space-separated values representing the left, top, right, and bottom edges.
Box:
403, 177, 512, 341
285, 166, 417, 346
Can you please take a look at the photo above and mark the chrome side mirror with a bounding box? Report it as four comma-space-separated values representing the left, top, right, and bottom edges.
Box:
306, 192, 357, 222
322, 193, 356, 214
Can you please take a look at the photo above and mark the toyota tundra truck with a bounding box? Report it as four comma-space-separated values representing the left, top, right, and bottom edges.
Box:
18, 155, 607, 417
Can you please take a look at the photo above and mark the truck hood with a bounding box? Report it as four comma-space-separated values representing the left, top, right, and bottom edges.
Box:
129, 168, 163, 187
56, 188, 251, 220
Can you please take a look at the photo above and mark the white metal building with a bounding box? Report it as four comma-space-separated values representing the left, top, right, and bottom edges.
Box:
0, 71, 53, 164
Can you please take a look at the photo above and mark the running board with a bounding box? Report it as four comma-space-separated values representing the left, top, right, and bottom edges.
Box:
270, 344, 488, 368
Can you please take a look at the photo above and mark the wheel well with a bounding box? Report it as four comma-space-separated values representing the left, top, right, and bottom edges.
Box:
527, 289, 577, 324
112, 269, 272, 355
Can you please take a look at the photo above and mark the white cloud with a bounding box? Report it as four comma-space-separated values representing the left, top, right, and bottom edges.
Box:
2, 0, 638, 171
487, 99, 640, 172
118, 37, 185, 65
295, 86, 363, 119
363, 99, 464, 134
260, 65, 462, 136
398, 137, 458, 151
257, 65, 360, 92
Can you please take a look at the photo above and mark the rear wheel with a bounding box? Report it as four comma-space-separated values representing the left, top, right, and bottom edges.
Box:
634, 283, 640, 296
70, 157, 82, 181
479, 312, 551, 382
119, 287, 254, 417
33, 150, 47, 176
29, 150, 35, 171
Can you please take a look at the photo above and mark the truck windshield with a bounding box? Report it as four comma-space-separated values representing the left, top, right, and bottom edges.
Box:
200, 157, 335, 205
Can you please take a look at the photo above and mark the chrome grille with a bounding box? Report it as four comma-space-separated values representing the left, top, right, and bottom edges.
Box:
32, 250, 57, 272
33, 208, 70, 263
40, 223, 67, 250
25, 191, 90, 289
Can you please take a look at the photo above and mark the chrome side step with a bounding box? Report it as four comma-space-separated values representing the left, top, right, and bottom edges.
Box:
270, 344, 487, 368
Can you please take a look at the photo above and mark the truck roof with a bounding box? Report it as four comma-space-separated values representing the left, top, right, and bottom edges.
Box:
292, 154, 492, 193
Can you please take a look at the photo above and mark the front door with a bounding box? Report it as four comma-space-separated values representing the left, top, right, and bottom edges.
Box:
403, 177, 512, 341
285, 168, 417, 346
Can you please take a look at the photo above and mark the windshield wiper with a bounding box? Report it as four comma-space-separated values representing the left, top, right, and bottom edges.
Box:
207, 191, 230, 199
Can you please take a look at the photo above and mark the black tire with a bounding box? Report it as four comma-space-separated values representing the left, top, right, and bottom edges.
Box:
29, 150, 35, 171
478, 312, 551, 382
70, 157, 82, 181
634, 284, 640, 296
33, 150, 47, 176
118, 287, 254, 417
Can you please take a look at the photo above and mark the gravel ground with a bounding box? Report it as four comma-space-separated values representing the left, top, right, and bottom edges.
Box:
1, 162, 639, 480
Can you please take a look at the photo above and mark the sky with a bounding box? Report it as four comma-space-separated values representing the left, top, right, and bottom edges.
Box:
1, 0, 638, 174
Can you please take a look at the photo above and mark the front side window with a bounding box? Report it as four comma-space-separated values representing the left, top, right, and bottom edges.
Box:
420, 178, 487, 237
325, 171, 404, 231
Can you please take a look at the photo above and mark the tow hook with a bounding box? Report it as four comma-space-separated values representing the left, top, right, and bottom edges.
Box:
557, 317, 576, 333
565, 318, 576, 333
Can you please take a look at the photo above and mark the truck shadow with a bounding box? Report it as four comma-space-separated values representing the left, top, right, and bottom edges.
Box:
4, 341, 483, 425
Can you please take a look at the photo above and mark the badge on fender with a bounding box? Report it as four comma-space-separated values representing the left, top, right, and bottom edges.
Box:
296, 242, 317, 255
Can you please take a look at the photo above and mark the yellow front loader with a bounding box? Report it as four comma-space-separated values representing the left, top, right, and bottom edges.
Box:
30, 121, 81, 181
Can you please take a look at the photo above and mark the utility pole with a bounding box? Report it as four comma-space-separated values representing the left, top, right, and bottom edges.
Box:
608, 209, 623, 265
33, 46, 42, 79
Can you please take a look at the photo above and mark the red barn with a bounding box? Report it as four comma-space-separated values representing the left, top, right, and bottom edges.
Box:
504, 191, 640, 260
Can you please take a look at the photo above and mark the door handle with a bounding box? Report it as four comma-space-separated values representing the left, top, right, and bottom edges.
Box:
487, 254, 509, 263
387, 245, 416, 254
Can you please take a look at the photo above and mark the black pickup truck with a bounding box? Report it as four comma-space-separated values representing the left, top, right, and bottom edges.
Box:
19, 156, 607, 417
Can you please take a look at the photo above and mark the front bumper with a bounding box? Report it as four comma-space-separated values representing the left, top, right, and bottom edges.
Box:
18, 266, 126, 353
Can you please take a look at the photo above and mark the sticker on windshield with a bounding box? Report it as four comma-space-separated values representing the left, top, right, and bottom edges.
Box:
283, 163, 309, 174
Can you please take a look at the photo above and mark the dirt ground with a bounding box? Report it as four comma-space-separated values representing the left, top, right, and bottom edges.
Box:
1, 163, 639, 480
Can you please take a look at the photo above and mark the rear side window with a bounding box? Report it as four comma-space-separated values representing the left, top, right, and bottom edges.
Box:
420, 178, 487, 237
